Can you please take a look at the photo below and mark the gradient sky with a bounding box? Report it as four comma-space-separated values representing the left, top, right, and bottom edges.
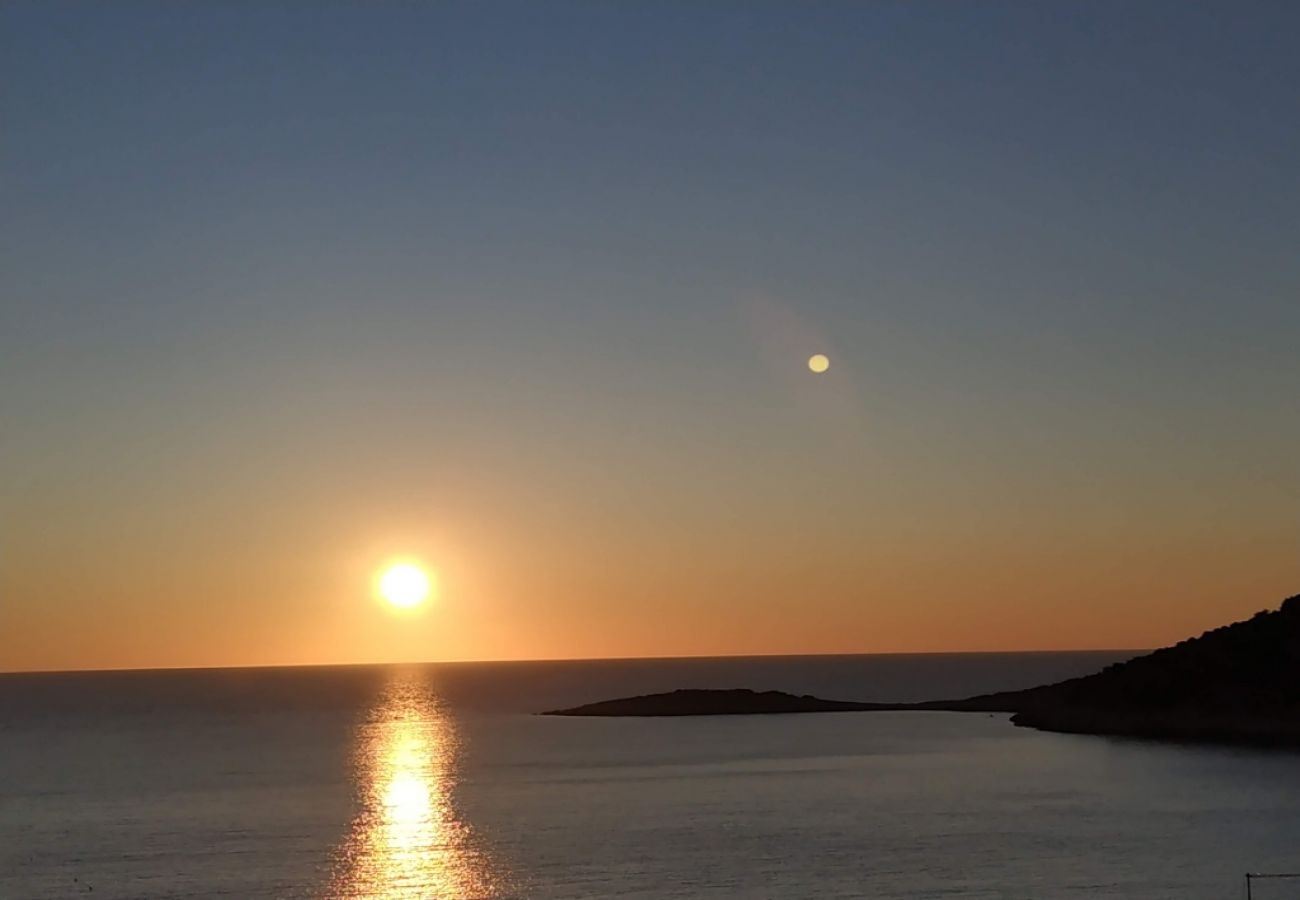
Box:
3, 1, 1298, 672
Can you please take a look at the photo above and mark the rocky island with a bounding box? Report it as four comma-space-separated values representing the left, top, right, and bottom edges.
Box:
545, 594, 1300, 747
543, 688, 920, 717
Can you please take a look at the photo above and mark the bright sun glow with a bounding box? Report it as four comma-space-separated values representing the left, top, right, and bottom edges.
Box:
808, 353, 830, 373
377, 563, 433, 610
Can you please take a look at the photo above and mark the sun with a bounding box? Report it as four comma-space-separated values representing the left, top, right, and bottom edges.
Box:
376, 562, 433, 610
808, 353, 830, 373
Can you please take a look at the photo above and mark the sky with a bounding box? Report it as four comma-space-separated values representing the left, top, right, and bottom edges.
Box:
2, 1, 1298, 672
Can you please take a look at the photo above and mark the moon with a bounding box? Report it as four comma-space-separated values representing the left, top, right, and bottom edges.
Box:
808, 353, 830, 373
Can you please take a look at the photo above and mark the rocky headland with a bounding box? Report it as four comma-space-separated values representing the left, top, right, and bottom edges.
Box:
544, 594, 1300, 746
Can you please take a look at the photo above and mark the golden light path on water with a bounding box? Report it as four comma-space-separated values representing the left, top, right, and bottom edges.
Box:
326, 670, 503, 899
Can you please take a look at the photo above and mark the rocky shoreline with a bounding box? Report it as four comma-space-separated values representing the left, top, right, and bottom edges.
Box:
544, 594, 1300, 748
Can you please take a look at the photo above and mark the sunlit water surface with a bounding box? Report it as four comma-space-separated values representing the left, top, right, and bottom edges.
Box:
2, 654, 1299, 899
327, 675, 500, 899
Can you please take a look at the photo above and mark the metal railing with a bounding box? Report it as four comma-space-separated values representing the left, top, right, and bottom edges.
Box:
1245, 872, 1300, 899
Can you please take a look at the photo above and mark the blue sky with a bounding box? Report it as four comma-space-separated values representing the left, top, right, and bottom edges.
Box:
2, 1, 1298, 668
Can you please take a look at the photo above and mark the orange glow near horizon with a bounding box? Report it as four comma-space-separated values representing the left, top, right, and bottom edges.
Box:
1, 486, 1297, 673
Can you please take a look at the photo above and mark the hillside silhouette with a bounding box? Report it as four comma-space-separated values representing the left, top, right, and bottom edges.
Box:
965, 593, 1300, 743
547, 594, 1300, 745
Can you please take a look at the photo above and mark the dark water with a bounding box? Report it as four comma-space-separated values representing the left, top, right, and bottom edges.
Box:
3, 653, 1299, 899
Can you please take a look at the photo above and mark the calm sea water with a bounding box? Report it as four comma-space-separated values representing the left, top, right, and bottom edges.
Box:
3, 653, 1299, 900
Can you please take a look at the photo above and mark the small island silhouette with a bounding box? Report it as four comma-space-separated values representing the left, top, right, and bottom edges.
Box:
545, 688, 914, 717
545, 594, 1300, 746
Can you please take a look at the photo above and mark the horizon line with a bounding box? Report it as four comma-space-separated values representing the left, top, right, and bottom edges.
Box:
0, 646, 1149, 678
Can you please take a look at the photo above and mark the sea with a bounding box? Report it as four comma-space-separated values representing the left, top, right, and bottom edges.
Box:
2, 652, 1299, 900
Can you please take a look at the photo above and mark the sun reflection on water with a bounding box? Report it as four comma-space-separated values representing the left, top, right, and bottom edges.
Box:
326, 671, 502, 899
